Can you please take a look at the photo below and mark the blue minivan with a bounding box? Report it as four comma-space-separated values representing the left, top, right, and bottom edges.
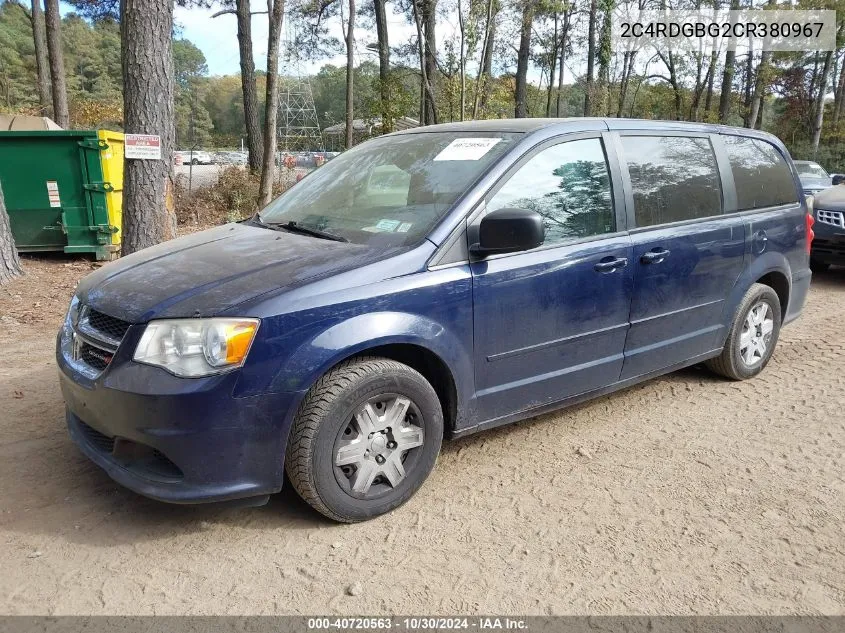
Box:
58, 119, 813, 521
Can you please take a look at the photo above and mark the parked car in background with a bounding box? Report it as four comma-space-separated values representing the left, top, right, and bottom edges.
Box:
58, 119, 812, 522
807, 185, 845, 271
215, 151, 248, 166
794, 160, 833, 197
176, 149, 213, 165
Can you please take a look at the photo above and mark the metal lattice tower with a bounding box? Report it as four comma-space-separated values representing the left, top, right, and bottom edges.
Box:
279, 21, 323, 152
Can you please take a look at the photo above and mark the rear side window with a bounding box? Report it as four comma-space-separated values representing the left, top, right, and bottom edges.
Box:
723, 136, 798, 210
621, 135, 722, 228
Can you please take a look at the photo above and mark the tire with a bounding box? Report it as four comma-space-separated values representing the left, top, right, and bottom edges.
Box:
810, 258, 830, 273
705, 283, 782, 381
285, 356, 443, 522
191, 158, 199, 165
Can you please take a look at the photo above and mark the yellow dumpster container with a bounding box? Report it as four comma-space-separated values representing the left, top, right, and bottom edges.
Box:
97, 130, 124, 247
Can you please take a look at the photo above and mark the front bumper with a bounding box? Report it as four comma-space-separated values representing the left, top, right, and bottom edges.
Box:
58, 333, 303, 504
812, 212, 845, 265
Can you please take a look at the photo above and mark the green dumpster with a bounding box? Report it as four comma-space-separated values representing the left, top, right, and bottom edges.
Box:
0, 129, 123, 260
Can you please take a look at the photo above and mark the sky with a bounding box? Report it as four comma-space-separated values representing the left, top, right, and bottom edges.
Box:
60, 1, 550, 84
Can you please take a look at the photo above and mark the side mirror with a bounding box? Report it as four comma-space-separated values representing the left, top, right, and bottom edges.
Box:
471, 207, 545, 256
832, 174, 845, 186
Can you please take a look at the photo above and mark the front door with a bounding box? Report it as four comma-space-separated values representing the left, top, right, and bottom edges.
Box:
470, 136, 633, 423
616, 134, 746, 380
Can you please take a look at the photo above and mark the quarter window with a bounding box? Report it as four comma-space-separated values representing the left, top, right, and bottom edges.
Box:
622, 135, 722, 228
487, 138, 615, 245
723, 136, 799, 210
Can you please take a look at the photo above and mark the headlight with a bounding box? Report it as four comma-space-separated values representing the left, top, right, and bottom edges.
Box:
133, 318, 260, 377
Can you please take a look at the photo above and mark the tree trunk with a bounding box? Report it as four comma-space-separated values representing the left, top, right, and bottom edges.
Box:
748, 48, 771, 131
704, 47, 718, 114
236, 0, 264, 173
31, 0, 51, 115
458, 0, 466, 121
596, 0, 612, 117
44, 0, 68, 128
811, 50, 833, 158
514, 1, 533, 118
477, 0, 496, 116
617, 50, 636, 118
0, 181, 23, 286
423, 0, 438, 125
584, 0, 597, 116
472, 0, 495, 119
545, 14, 559, 117
344, 0, 355, 148
120, 0, 177, 256
743, 45, 754, 127
556, 6, 572, 117
833, 53, 845, 126
718, 51, 736, 123
412, 0, 437, 125
258, 0, 284, 208
718, 0, 740, 123
374, 0, 392, 132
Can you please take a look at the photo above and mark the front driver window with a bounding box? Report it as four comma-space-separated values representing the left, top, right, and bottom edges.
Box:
487, 137, 615, 246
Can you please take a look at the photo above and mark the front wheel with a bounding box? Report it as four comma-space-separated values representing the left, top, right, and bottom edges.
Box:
285, 357, 443, 522
705, 283, 782, 380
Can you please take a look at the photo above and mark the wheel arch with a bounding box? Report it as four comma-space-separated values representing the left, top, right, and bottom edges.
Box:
272, 312, 472, 438
755, 270, 790, 321
722, 253, 792, 335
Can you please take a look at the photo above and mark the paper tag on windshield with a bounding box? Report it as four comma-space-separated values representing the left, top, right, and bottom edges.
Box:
434, 138, 501, 161
375, 219, 401, 231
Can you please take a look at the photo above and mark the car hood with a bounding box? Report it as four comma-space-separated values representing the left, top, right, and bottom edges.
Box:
812, 185, 845, 212
76, 223, 409, 322
800, 176, 832, 191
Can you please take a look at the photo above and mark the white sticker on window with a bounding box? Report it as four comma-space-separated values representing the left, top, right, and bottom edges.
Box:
375, 219, 401, 231
434, 137, 502, 161
396, 222, 413, 233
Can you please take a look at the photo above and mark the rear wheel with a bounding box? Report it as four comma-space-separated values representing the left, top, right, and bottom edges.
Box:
285, 357, 443, 522
705, 283, 781, 380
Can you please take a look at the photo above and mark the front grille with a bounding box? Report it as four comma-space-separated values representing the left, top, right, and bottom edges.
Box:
86, 309, 131, 341
70, 305, 130, 376
77, 420, 116, 454
817, 209, 845, 228
79, 342, 113, 371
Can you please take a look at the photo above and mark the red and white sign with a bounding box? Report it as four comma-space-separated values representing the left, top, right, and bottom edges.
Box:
125, 134, 162, 160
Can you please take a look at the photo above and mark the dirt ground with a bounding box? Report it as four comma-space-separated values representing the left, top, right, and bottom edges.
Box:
0, 254, 843, 616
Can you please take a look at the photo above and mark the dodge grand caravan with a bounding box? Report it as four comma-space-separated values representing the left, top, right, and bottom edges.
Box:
58, 119, 813, 522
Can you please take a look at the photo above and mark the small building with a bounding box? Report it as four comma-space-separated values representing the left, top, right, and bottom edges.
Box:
322, 116, 419, 150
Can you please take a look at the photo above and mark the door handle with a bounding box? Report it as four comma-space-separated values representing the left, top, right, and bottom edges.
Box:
594, 256, 629, 273
640, 248, 671, 264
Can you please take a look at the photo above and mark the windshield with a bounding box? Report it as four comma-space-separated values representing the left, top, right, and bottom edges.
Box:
259, 132, 519, 246
795, 162, 829, 179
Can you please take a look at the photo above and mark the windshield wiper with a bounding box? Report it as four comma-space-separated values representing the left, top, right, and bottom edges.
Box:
274, 220, 348, 243
244, 213, 282, 231
245, 214, 348, 242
